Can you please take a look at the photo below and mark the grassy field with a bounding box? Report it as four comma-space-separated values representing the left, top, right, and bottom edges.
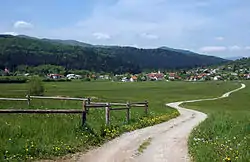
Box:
0, 81, 239, 161
184, 81, 250, 162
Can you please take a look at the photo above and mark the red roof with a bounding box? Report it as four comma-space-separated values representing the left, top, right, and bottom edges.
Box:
147, 73, 164, 78
169, 73, 176, 77
48, 74, 64, 77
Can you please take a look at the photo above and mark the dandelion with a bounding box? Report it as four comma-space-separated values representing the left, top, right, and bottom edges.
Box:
224, 156, 231, 162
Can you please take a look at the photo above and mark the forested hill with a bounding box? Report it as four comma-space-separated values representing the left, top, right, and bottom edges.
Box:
225, 57, 250, 67
0, 35, 227, 73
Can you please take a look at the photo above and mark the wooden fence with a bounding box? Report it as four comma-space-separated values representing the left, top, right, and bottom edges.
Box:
0, 96, 148, 126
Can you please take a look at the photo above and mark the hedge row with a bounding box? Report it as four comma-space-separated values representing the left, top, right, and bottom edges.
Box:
0, 76, 28, 83
0, 76, 72, 83
42, 78, 71, 82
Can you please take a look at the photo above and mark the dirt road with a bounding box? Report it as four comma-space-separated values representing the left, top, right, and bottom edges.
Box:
72, 83, 245, 162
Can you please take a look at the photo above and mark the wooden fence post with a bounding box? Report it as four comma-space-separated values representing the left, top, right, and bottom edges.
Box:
87, 98, 91, 104
145, 100, 148, 116
126, 102, 130, 123
105, 103, 110, 125
86, 98, 91, 112
82, 100, 87, 127
26, 95, 30, 106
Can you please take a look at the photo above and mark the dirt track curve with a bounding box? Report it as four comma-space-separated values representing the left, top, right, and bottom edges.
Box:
68, 83, 246, 162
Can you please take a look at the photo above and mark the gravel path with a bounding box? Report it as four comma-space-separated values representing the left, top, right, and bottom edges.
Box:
70, 83, 246, 162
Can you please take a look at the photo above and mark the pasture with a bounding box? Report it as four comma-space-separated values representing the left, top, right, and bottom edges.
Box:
185, 81, 250, 162
0, 81, 238, 161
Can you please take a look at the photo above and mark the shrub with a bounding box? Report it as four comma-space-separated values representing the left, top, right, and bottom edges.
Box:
83, 78, 91, 82
28, 77, 45, 96
0, 76, 28, 83
42, 78, 71, 82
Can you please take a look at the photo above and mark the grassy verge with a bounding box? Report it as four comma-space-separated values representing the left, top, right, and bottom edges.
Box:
0, 81, 238, 161
184, 81, 250, 162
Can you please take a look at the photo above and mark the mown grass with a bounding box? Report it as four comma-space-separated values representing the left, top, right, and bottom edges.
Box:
184, 81, 250, 162
0, 81, 238, 161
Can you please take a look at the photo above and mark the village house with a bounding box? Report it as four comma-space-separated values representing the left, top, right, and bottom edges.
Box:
130, 75, 138, 82
48, 74, 64, 79
121, 77, 129, 82
100, 75, 110, 80
168, 72, 182, 81
168, 73, 176, 80
147, 71, 164, 81
243, 74, 250, 79
213, 75, 222, 81
66, 74, 82, 79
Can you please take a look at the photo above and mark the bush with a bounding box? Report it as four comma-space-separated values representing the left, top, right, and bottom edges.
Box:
83, 78, 91, 82
0, 76, 28, 83
28, 77, 45, 96
42, 78, 71, 82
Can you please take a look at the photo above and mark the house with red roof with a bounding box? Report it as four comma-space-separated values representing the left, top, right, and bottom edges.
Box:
147, 72, 165, 81
48, 74, 64, 79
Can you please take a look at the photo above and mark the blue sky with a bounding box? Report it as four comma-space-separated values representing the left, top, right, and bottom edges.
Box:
0, 0, 250, 57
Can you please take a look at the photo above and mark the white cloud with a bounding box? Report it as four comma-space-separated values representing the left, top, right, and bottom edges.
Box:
48, 0, 212, 48
229, 45, 241, 51
140, 33, 159, 39
215, 36, 224, 41
199, 46, 227, 52
245, 46, 250, 50
1, 32, 18, 36
92, 32, 111, 40
14, 21, 33, 29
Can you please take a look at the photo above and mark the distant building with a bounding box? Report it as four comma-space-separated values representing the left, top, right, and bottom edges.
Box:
48, 74, 64, 79
130, 75, 138, 82
147, 71, 164, 81
121, 77, 129, 82
213, 76, 222, 81
66, 74, 82, 79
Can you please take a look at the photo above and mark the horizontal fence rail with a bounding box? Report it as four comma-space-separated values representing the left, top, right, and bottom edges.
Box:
28, 95, 89, 101
0, 97, 28, 101
0, 96, 148, 126
85, 104, 108, 108
110, 107, 129, 111
0, 109, 83, 114
131, 104, 147, 107
90, 102, 128, 106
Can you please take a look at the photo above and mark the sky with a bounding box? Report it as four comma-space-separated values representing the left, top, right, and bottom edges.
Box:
0, 0, 250, 58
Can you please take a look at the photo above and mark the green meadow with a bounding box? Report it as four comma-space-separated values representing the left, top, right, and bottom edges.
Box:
185, 81, 250, 162
0, 81, 238, 161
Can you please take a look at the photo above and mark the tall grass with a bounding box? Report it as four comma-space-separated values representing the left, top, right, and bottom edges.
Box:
185, 81, 250, 162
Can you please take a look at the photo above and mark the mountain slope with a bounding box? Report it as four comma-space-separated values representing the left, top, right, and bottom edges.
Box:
0, 35, 227, 73
224, 56, 244, 61
42, 39, 93, 47
158, 46, 198, 55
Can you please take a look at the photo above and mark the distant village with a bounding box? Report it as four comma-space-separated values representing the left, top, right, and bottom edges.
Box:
1, 65, 250, 82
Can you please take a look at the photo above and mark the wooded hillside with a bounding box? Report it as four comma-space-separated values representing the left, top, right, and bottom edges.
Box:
0, 35, 227, 73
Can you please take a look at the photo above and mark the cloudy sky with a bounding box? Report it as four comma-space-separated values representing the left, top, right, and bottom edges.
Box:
0, 0, 250, 57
